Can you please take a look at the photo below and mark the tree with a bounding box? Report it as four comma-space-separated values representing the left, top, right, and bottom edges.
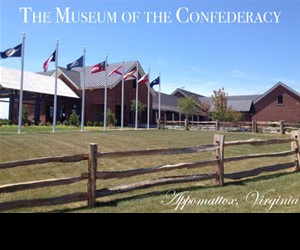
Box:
22, 108, 28, 125
177, 97, 198, 120
177, 97, 198, 130
69, 111, 79, 126
130, 100, 146, 125
106, 109, 117, 128
210, 88, 243, 122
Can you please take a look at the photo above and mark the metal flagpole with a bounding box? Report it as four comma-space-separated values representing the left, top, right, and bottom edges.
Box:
80, 47, 86, 132
135, 62, 139, 130
147, 68, 150, 130
158, 71, 161, 121
104, 53, 108, 131
121, 58, 125, 130
17, 32, 25, 134
52, 40, 59, 133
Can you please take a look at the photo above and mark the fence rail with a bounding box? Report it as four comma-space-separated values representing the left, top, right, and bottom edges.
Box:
158, 119, 300, 134
0, 130, 299, 212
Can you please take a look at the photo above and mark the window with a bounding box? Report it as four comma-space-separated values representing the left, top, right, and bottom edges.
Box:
133, 80, 137, 89
277, 95, 283, 105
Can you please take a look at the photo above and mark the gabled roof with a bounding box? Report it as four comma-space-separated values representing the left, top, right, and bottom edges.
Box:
153, 92, 180, 112
198, 95, 260, 112
38, 61, 144, 90
254, 82, 300, 104
227, 100, 254, 112
0, 66, 79, 98
171, 88, 204, 99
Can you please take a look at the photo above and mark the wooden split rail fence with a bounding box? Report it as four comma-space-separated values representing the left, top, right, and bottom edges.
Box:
0, 131, 299, 212
159, 120, 300, 134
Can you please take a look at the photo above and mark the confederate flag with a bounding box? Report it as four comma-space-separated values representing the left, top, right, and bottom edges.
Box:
91, 61, 106, 74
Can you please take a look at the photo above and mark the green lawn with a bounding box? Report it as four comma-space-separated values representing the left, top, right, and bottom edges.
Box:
0, 127, 299, 213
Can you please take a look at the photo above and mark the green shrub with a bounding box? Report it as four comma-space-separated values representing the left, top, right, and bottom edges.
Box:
63, 120, 69, 126
87, 120, 93, 126
93, 121, 99, 127
107, 109, 117, 127
69, 111, 79, 126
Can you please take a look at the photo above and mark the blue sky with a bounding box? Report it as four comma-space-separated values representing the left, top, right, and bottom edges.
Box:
1, 0, 299, 99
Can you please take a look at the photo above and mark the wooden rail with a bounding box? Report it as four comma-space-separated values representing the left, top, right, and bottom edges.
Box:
158, 119, 299, 134
0, 130, 299, 212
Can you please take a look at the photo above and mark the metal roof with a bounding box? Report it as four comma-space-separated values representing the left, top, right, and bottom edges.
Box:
254, 82, 300, 104
227, 100, 254, 112
0, 66, 79, 98
153, 92, 180, 112
171, 88, 204, 99
199, 95, 259, 112
38, 61, 144, 90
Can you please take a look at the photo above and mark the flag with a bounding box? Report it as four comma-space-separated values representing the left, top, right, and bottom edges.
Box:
137, 74, 149, 84
43, 50, 56, 72
91, 61, 106, 74
124, 69, 137, 80
66, 56, 83, 71
0, 44, 22, 59
150, 76, 160, 88
109, 65, 122, 76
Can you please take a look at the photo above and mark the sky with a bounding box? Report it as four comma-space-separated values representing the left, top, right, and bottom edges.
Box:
0, 0, 300, 118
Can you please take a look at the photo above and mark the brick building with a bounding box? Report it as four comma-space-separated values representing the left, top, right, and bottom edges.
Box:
0, 66, 79, 124
40, 60, 153, 126
252, 82, 300, 123
1, 63, 299, 125
152, 82, 300, 123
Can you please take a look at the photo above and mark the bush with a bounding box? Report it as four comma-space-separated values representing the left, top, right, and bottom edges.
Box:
93, 121, 99, 127
87, 120, 93, 126
22, 108, 28, 125
69, 111, 79, 126
63, 120, 69, 126
107, 109, 117, 127
0, 119, 9, 126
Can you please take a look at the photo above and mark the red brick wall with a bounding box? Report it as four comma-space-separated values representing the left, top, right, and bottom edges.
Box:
84, 79, 152, 125
252, 85, 300, 123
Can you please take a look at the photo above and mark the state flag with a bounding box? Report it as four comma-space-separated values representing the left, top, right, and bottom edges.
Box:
109, 65, 122, 76
0, 44, 22, 59
43, 50, 56, 72
124, 69, 137, 80
66, 56, 83, 71
150, 76, 160, 88
137, 74, 149, 84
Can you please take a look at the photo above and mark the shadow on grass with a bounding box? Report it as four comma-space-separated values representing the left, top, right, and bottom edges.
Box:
51, 165, 299, 213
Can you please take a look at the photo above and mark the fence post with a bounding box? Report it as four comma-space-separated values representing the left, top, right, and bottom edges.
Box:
216, 120, 220, 131
212, 134, 225, 186
87, 143, 97, 207
252, 120, 257, 133
157, 119, 160, 129
280, 120, 285, 135
291, 130, 300, 171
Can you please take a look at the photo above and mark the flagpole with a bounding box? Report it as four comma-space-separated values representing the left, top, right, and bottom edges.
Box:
80, 47, 86, 132
121, 58, 125, 130
104, 53, 108, 131
135, 62, 139, 130
158, 71, 161, 121
17, 32, 25, 134
52, 40, 59, 133
147, 68, 150, 130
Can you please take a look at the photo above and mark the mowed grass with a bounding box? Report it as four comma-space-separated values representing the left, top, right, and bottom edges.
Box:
0, 127, 299, 213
